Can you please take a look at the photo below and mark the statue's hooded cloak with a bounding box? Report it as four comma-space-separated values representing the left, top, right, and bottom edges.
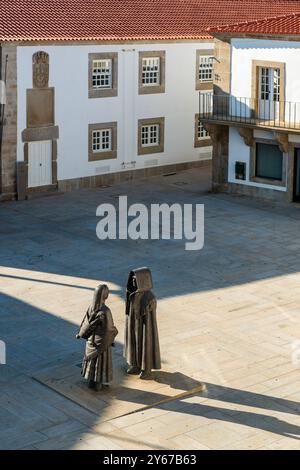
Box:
124, 268, 161, 372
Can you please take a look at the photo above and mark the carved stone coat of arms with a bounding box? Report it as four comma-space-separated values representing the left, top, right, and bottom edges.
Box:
33, 51, 49, 89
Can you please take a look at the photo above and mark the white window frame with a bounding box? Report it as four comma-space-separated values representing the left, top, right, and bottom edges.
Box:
198, 56, 214, 82
92, 59, 112, 89
141, 124, 160, 147
142, 57, 160, 86
197, 120, 209, 140
92, 128, 112, 153
260, 67, 281, 102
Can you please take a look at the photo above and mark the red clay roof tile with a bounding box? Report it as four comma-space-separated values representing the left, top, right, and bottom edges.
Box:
210, 12, 300, 35
2, 1, 300, 42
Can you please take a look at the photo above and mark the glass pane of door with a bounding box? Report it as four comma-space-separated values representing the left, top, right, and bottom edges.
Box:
259, 67, 280, 122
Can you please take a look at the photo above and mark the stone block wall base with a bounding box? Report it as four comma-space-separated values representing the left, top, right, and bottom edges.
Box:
0, 191, 17, 202
58, 159, 212, 193
225, 182, 288, 203
26, 188, 63, 201
0, 159, 212, 202
212, 182, 228, 193
0, 182, 17, 201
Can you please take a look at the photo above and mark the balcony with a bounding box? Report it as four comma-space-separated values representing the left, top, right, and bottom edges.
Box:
199, 93, 300, 133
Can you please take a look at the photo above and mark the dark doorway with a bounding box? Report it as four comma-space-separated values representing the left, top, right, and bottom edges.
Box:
293, 148, 300, 202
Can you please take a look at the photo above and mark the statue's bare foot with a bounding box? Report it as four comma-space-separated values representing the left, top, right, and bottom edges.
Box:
95, 383, 103, 392
127, 366, 141, 375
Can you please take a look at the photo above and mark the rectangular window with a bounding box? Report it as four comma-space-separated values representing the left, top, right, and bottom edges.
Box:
89, 122, 117, 161
142, 57, 160, 86
92, 129, 112, 153
139, 51, 165, 94
89, 53, 118, 98
197, 120, 209, 140
199, 56, 214, 82
255, 142, 283, 180
195, 113, 210, 148
138, 117, 165, 155
141, 124, 160, 147
92, 59, 112, 89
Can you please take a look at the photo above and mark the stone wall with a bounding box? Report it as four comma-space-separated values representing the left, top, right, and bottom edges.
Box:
0, 44, 17, 201
210, 37, 231, 193
58, 159, 211, 192
227, 182, 288, 202
213, 36, 231, 97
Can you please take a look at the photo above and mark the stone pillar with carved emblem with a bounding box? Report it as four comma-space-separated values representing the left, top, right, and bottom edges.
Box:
19, 51, 59, 200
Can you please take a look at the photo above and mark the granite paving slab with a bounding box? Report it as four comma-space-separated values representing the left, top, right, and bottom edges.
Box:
33, 356, 205, 421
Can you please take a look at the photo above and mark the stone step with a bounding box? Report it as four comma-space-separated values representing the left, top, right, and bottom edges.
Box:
26, 189, 64, 200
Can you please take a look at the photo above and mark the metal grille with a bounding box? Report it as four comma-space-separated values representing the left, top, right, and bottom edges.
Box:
199, 92, 300, 130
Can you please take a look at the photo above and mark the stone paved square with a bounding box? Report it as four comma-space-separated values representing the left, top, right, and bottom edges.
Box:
1, 163, 300, 450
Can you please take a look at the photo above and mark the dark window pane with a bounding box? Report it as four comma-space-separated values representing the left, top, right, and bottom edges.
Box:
256, 143, 283, 180
294, 150, 300, 199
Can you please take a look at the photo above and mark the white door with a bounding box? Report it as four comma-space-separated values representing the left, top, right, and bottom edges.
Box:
259, 67, 280, 122
28, 140, 52, 188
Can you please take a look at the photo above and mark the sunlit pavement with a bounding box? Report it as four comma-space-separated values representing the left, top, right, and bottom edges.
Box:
1, 163, 300, 450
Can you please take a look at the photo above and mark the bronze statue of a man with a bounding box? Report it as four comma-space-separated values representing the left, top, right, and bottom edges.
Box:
124, 268, 161, 379
77, 284, 118, 391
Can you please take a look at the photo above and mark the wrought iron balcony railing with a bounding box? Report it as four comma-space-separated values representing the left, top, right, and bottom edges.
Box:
199, 93, 300, 131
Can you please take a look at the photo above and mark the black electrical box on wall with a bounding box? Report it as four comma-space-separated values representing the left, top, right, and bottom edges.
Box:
235, 161, 246, 180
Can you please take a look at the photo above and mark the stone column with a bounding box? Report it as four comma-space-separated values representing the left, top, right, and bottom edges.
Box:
0, 44, 17, 201
20, 51, 59, 199
204, 123, 229, 192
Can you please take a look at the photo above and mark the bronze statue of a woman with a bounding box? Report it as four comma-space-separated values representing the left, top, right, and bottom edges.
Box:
77, 284, 118, 391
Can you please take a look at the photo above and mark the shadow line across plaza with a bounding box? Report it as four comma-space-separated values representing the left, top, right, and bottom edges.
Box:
1, 292, 300, 447
1, 170, 300, 447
